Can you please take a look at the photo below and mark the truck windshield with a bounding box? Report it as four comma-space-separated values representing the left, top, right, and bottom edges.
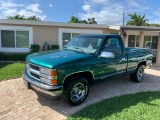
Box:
65, 36, 104, 54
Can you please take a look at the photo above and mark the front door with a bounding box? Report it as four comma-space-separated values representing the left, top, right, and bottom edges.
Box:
95, 37, 127, 79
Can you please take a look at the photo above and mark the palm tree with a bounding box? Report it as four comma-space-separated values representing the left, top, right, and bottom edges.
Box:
126, 13, 148, 26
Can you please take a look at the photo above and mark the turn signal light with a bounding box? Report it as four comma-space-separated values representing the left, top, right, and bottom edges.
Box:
51, 79, 58, 85
50, 70, 57, 76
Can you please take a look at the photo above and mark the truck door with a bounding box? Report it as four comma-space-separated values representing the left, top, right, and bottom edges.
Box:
95, 37, 127, 79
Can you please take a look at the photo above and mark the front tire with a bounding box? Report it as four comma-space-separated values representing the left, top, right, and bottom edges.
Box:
130, 65, 145, 83
62, 77, 89, 106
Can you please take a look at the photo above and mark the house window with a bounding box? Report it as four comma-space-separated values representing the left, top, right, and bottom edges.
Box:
1, 30, 29, 48
143, 36, 158, 49
0, 26, 33, 52
144, 36, 159, 63
128, 35, 139, 47
59, 28, 103, 49
1, 30, 15, 47
16, 31, 29, 48
62, 33, 81, 46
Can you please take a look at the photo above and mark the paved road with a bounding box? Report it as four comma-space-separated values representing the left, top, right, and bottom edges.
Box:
0, 66, 160, 120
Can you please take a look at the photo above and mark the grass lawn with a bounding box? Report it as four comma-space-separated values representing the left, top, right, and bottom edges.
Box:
68, 91, 160, 120
0, 62, 25, 81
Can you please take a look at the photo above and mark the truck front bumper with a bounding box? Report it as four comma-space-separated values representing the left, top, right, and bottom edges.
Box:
23, 69, 62, 96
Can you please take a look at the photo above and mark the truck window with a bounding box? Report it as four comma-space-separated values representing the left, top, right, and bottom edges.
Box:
66, 36, 104, 54
103, 38, 122, 56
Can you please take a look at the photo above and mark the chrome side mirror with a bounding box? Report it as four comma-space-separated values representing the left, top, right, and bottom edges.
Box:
100, 52, 115, 58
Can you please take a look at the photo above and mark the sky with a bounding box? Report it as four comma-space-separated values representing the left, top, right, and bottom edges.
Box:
0, 0, 160, 25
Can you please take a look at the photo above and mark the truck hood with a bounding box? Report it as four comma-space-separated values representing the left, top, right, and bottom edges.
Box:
26, 50, 92, 68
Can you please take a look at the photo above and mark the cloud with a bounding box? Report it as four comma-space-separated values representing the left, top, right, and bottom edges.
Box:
79, 4, 124, 24
82, 5, 91, 12
49, 4, 53, 8
126, 0, 140, 7
0, 1, 24, 10
19, 9, 46, 20
79, 0, 150, 24
0, 0, 46, 20
154, 9, 160, 18
26, 3, 42, 13
149, 9, 160, 24
92, 0, 107, 3
2, 9, 17, 16
79, 1, 124, 24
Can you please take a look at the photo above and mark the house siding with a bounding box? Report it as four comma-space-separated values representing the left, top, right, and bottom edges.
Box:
0, 23, 119, 50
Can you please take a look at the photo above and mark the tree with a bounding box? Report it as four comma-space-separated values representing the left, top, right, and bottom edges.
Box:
8, 15, 25, 20
27, 16, 41, 21
126, 13, 148, 26
8, 15, 41, 21
87, 18, 97, 24
69, 16, 97, 24
148, 23, 160, 27
69, 16, 79, 23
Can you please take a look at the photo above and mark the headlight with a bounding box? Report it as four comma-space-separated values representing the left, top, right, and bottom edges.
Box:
40, 68, 57, 76
39, 68, 58, 85
40, 77, 51, 84
40, 68, 50, 75
40, 77, 58, 85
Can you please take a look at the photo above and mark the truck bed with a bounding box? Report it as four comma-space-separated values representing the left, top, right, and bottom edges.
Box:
125, 47, 153, 75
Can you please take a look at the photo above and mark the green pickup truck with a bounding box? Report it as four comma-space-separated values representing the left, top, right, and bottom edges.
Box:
23, 34, 152, 106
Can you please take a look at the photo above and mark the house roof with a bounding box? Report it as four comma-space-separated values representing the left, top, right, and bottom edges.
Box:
1, 19, 160, 31
0, 19, 109, 29
109, 25, 160, 31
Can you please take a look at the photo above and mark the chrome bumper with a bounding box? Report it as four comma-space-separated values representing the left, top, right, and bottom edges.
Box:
23, 69, 62, 96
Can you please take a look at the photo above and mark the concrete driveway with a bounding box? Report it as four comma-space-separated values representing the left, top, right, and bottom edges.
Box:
0, 66, 160, 120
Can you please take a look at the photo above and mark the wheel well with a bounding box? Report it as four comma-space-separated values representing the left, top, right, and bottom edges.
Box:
138, 61, 146, 67
63, 72, 94, 86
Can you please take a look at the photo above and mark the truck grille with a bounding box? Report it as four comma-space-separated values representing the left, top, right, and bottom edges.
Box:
30, 64, 39, 71
26, 61, 52, 85
30, 72, 40, 79
26, 62, 40, 80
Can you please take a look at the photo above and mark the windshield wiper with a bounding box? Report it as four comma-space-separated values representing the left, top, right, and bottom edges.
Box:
72, 47, 83, 51
63, 46, 68, 50
72, 47, 89, 54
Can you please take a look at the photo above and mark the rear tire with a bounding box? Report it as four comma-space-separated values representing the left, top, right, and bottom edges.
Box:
62, 76, 89, 106
130, 65, 145, 83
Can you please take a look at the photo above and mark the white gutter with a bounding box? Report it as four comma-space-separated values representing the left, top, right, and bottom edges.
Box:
108, 25, 121, 30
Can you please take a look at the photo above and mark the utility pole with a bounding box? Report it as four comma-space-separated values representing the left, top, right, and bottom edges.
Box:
123, 9, 125, 26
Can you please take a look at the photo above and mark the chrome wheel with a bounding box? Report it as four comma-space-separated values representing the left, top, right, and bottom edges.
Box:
137, 67, 144, 81
71, 82, 88, 103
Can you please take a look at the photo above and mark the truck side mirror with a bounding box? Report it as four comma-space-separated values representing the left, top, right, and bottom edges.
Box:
100, 52, 115, 58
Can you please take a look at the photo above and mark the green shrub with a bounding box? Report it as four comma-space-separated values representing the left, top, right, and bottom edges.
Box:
0, 53, 8, 61
50, 45, 59, 50
0, 53, 28, 61
29, 44, 40, 53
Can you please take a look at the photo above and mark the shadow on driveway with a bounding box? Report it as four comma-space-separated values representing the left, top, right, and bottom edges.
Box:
33, 69, 160, 117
